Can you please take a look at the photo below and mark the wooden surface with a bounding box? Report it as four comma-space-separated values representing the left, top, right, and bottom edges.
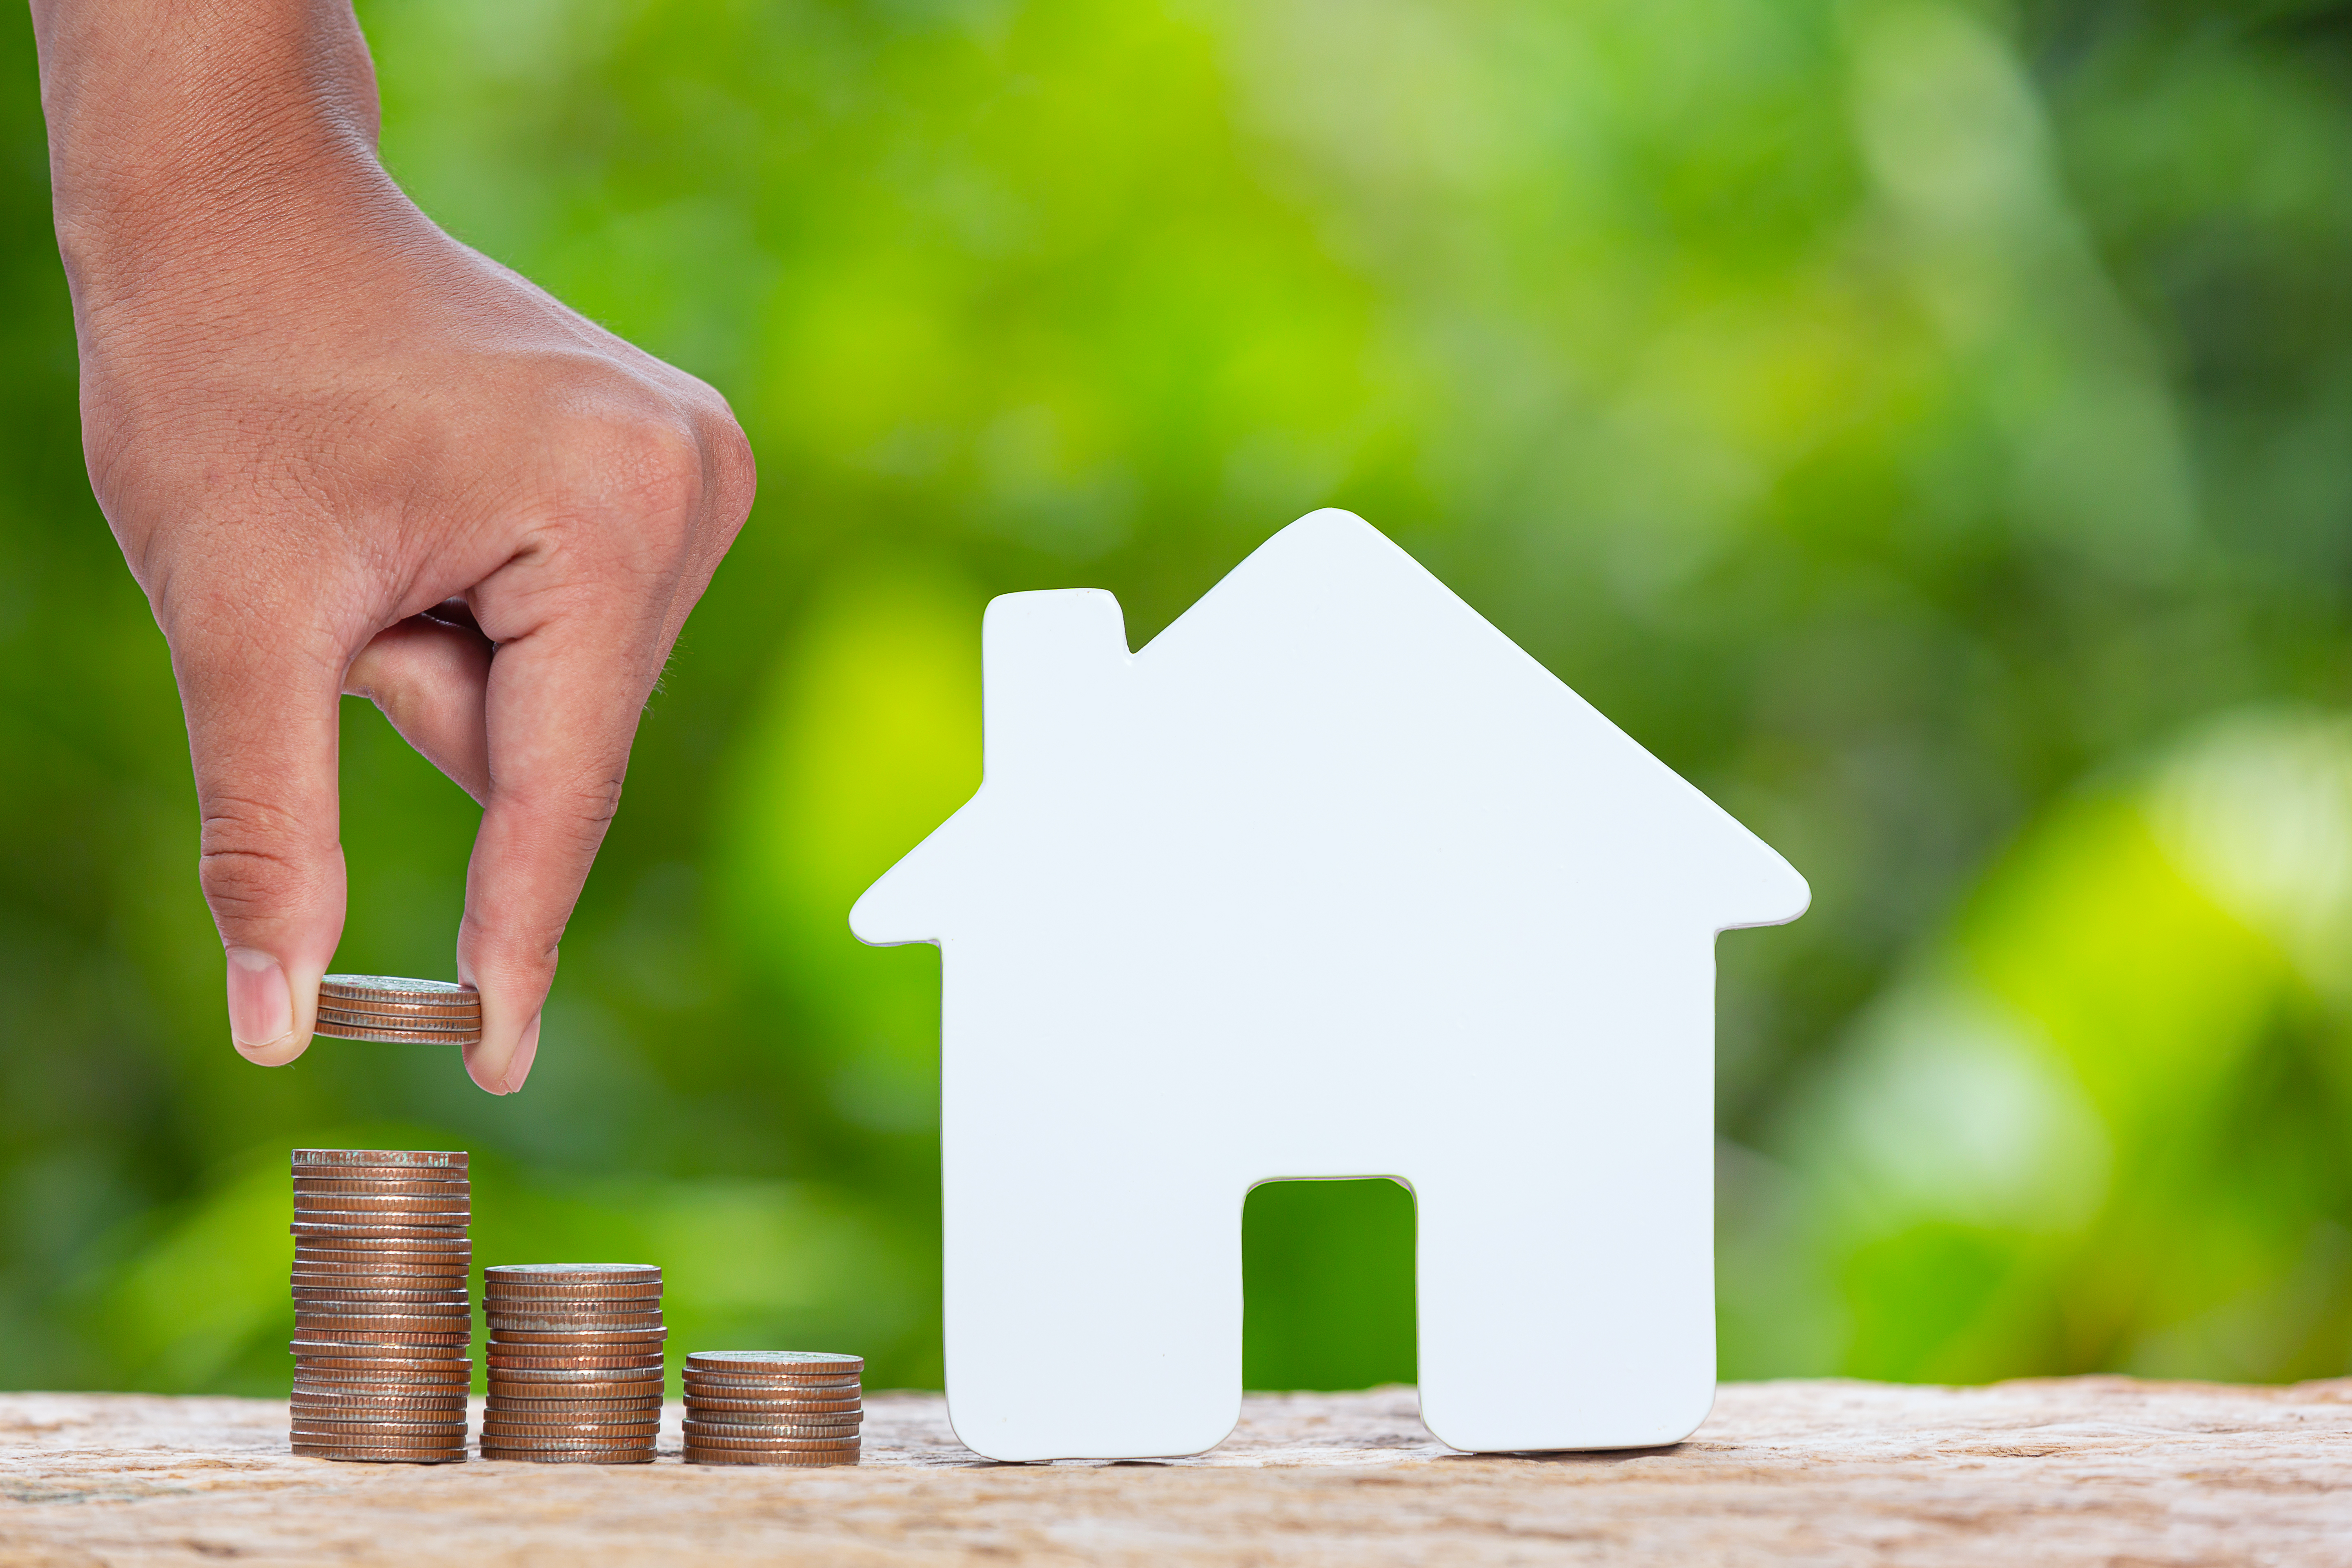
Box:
3, 1378, 2349, 1565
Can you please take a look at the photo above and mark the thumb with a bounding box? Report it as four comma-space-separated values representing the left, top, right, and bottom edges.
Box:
170, 610, 349, 1065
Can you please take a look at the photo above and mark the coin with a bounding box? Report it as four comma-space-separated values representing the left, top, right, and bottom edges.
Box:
316, 1008, 482, 1029
293, 1172, 473, 1189
290, 1225, 468, 1242
292, 1174, 470, 1191
291, 1392, 468, 1411
682, 1446, 858, 1467
484, 1366, 664, 1383
486, 1355, 664, 1372
486, 1381, 663, 1402
315, 1020, 480, 1044
686, 1395, 862, 1416
292, 1298, 470, 1314
684, 1417, 861, 1438
291, 1359, 472, 1377
314, 1009, 479, 1031
291, 1280, 469, 1293
312, 1020, 483, 1044
481, 1418, 662, 1436
486, 1397, 662, 1415
477, 1436, 656, 1451
293, 1443, 466, 1464
293, 1423, 470, 1442
294, 1148, 467, 1169
483, 1279, 662, 1296
293, 1194, 472, 1211
291, 1246, 471, 1261
318, 976, 478, 1004
683, 1374, 860, 1394
685, 1351, 862, 1375
316, 998, 480, 1020
292, 1285, 469, 1300
479, 1449, 654, 1464
485, 1264, 657, 1282
486, 1318, 666, 1336
313, 1025, 482, 1048
678, 1430, 862, 1452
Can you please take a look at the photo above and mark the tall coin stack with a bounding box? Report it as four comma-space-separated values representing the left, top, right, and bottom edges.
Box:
480, 1264, 664, 1463
288, 1149, 472, 1463
682, 1351, 864, 1466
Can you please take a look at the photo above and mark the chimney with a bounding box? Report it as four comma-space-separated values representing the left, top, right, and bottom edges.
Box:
981, 589, 1131, 784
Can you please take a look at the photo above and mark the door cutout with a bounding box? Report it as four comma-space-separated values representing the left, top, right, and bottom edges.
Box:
1242, 1178, 1417, 1391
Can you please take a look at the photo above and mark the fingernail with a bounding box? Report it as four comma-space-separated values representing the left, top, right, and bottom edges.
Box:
501, 1011, 542, 1094
225, 947, 294, 1049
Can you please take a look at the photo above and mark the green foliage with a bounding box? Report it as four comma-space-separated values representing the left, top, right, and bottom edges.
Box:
6, 0, 2352, 1393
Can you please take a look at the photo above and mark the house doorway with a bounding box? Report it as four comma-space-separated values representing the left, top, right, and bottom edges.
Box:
1241, 1177, 1417, 1390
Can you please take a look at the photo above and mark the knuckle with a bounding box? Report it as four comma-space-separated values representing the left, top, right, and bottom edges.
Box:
595, 414, 705, 525
195, 797, 323, 921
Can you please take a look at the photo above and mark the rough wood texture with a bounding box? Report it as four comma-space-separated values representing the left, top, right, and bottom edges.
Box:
3, 1379, 2348, 1565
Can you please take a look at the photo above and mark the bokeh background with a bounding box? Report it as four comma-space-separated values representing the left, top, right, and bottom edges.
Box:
6, 0, 2352, 1399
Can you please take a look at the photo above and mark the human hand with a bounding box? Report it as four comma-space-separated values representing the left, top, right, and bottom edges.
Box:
35, 0, 755, 1092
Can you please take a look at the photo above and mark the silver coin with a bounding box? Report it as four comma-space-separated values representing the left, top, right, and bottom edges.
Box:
293, 1149, 468, 1169
684, 1351, 863, 1374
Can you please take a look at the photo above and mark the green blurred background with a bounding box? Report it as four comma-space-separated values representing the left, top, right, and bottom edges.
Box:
6, 0, 2352, 1400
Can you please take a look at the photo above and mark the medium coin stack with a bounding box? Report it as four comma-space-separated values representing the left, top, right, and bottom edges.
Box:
682, 1351, 864, 1466
288, 1149, 472, 1463
480, 1264, 664, 1463
312, 975, 482, 1046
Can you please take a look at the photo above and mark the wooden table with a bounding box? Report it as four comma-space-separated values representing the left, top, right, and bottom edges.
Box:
3, 1379, 2348, 1564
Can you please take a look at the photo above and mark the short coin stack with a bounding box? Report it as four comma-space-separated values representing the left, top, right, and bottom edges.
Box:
312, 975, 482, 1046
682, 1351, 864, 1466
480, 1264, 664, 1463
288, 1149, 472, 1463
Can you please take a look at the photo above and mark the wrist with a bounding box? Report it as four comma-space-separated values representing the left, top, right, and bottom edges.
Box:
34, 0, 390, 315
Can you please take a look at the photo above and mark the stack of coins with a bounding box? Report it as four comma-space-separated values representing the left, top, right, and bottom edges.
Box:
288, 1149, 472, 1463
312, 976, 482, 1046
682, 1351, 864, 1466
480, 1264, 664, 1463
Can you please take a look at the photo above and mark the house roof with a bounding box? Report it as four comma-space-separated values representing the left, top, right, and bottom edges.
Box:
851, 509, 1807, 947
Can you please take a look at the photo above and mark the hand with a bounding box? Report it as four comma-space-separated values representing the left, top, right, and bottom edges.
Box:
35, 0, 755, 1092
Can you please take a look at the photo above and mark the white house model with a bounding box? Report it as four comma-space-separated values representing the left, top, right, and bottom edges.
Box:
851, 509, 1808, 1461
